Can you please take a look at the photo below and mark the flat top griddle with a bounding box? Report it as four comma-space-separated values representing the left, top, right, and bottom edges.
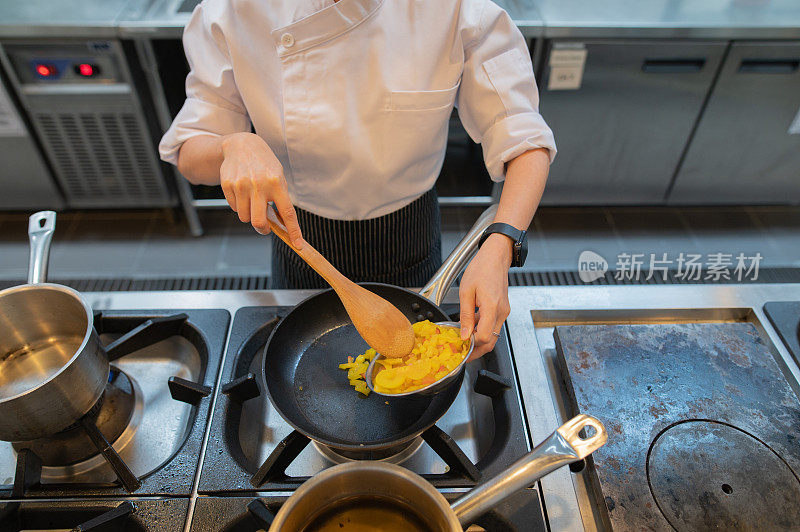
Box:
554, 322, 800, 531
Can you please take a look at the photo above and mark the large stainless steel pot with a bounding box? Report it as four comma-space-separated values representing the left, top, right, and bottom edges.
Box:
268, 414, 607, 531
0, 211, 108, 442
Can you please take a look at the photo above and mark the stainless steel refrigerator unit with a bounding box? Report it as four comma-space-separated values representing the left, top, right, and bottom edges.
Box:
0, 40, 173, 208
669, 41, 800, 204
0, 67, 62, 209
538, 40, 727, 205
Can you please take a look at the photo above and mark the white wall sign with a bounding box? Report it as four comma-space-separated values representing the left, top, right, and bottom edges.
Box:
547, 46, 587, 91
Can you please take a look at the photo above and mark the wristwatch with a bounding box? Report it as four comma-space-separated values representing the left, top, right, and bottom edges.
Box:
478, 223, 528, 268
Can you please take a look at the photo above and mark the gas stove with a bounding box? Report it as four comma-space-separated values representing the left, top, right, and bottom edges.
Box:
6, 285, 796, 531
0, 290, 548, 531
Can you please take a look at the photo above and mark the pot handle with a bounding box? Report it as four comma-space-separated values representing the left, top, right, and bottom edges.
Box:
419, 204, 498, 307
451, 414, 607, 526
27, 211, 56, 284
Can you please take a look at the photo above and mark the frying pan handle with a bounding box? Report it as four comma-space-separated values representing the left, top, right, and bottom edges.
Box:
451, 414, 607, 526
27, 211, 56, 284
419, 204, 498, 306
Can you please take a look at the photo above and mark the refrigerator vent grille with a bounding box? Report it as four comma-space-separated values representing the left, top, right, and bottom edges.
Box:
35, 111, 169, 206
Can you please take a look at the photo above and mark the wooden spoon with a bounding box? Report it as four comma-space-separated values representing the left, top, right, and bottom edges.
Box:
266, 203, 415, 358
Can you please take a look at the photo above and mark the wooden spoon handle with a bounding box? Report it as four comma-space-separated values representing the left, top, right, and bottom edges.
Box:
266, 203, 415, 358
266, 203, 348, 289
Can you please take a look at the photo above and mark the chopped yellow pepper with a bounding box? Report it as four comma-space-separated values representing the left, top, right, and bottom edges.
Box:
339, 348, 377, 396
339, 321, 469, 396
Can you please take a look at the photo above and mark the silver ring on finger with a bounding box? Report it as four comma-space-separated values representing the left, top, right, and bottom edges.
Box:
491, 331, 501, 338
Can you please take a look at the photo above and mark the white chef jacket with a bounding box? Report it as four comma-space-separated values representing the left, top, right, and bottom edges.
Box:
159, 0, 556, 220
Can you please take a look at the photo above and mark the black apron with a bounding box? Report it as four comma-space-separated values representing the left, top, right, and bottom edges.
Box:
271, 189, 441, 289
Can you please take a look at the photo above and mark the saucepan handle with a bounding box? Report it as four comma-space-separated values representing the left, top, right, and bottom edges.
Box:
451, 414, 607, 526
419, 204, 498, 306
27, 211, 56, 285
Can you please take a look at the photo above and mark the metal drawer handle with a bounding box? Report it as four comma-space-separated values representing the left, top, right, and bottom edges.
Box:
642, 58, 705, 73
738, 59, 799, 74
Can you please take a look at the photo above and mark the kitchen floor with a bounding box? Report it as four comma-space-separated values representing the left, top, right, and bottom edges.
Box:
0, 205, 798, 281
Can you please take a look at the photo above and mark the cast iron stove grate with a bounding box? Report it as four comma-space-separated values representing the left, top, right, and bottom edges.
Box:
0, 309, 229, 499
0, 498, 189, 531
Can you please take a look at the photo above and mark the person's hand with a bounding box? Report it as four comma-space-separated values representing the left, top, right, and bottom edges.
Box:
458, 233, 512, 360
220, 132, 303, 247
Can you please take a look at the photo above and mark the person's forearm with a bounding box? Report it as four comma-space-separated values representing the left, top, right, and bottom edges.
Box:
485, 148, 550, 264
496, 148, 549, 229
177, 135, 227, 185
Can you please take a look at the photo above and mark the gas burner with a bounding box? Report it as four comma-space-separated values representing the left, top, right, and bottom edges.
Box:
198, 306, 532, 496
312, 437, 425, 464
0, 309, 229, 499
13, 367, 139, 467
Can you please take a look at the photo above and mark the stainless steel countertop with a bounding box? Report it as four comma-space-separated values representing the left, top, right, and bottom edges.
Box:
491, 0, 546, 38
4, 0, 800, 40
117, 0, 190, 38
115, 0, 544, 39
0, 0, 129, 39
533, 0, 800, 39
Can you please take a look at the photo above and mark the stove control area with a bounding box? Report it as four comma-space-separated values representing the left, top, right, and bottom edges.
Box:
4, 42, 121, 85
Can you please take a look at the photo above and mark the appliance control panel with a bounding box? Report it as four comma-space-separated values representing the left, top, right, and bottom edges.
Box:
4, 41, 123, 86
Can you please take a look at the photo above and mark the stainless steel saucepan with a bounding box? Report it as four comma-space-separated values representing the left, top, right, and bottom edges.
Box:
0, 211, 108, 442
267, 414, 607, 531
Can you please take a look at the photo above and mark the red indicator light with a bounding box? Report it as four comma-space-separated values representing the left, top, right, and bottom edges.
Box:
78, 63, 94, 76
35, 64, 55, 77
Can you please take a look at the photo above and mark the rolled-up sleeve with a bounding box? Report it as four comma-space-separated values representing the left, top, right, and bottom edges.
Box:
158, 3, 251, 166
456, 0, 556, 181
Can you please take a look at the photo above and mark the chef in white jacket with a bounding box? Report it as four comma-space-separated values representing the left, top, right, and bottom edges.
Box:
160, 0, 556, 358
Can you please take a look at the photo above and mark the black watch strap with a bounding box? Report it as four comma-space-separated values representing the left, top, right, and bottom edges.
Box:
478, 222, 527, 267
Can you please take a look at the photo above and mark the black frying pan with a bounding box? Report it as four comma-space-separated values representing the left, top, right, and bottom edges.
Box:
261, 206, 498, 453
263, 283, 458, 452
